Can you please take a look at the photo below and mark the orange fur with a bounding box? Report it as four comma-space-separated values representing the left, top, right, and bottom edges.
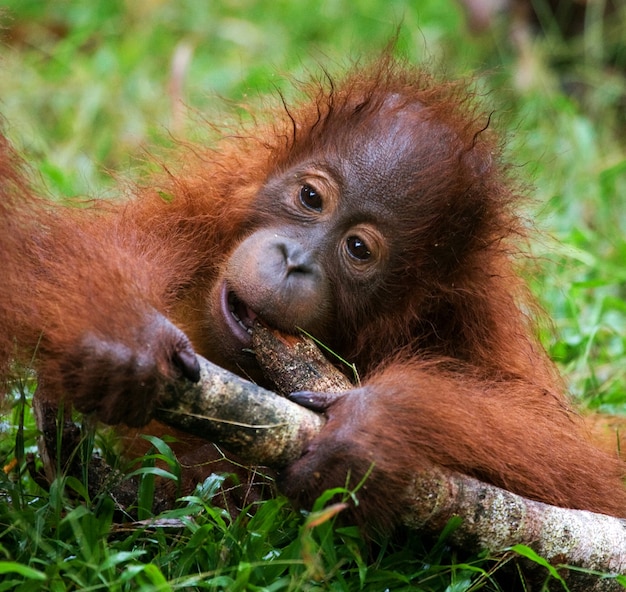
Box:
1, 58, 625, 528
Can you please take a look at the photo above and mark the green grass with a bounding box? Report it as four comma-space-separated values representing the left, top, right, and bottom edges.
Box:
1, 0, 626, 590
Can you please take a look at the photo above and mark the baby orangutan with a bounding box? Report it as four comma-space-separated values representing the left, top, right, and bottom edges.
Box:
1, 57, 625, 529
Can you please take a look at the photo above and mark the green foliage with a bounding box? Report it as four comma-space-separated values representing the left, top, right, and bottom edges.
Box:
0, 416, 508, 591
1, 0, 626, 589
0, 0, 471, 198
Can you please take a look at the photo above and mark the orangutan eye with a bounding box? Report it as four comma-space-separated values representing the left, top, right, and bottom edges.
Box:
346, 235, 371, 261
299, 184, 323, 211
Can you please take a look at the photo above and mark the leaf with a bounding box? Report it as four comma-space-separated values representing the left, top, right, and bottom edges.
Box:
0, 561, 47, 581
508, 545, 569, 588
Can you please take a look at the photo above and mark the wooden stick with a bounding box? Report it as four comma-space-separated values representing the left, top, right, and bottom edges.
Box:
155, 325, 626, 590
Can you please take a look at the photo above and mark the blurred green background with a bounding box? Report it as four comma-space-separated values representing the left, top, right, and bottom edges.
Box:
3, 0, 625, 406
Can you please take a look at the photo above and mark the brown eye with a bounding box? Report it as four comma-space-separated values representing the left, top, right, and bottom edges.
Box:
346, 235, 371, 261
299, 184, 322, 211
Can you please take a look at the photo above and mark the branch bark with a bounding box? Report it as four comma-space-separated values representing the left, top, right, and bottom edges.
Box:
155, 325, 626, 590
155, 356, 324, 467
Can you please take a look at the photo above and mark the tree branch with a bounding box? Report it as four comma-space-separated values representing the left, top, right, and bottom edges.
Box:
155, 325, 626, 590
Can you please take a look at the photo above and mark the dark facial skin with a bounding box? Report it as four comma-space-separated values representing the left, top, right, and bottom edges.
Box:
207, 173, 388, 371
208, 175, 392, 371
205, 103, 438, 375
